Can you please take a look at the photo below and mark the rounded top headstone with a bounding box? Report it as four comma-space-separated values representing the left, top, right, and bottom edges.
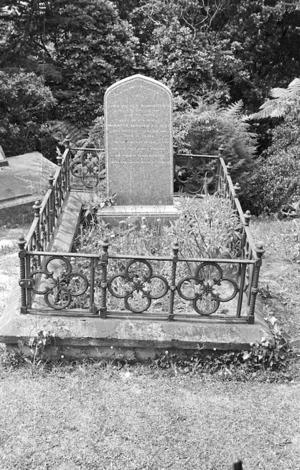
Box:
104, 74, 173, 206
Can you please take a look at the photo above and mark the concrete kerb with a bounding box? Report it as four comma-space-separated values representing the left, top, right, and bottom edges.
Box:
0, 283, 274, 361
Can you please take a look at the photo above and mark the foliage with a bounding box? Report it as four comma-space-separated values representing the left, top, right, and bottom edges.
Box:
245, 78, 300, 214
0, 69, 56, 156
247, 78, 300, 121
173, 97, 257, 196
82, 192, 116, 222
0, 331, 55, 371
247, 148, 300, 215
77, 195, 241, 259
130, 0, 300, 110
154, 337, 294, 380
168, 196, 242, 259
52, 0, 137, 123
0, 0, 137, 125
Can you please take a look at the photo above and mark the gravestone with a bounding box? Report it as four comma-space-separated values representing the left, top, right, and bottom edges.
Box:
105, 75, 173, 206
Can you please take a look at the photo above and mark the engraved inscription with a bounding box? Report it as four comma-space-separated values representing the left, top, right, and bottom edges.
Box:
105, 75, 173, 206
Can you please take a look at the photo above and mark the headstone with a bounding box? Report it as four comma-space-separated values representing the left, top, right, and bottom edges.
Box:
104, 75, 173, 206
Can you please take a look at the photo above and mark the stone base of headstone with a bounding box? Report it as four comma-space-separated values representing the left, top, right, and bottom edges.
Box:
98, 204, 180, 226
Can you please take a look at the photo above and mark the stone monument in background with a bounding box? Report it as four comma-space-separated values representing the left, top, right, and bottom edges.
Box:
104, 75, 177, 218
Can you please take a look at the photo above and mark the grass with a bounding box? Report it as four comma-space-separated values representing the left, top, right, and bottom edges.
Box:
251, 216, 300, 347
0, 365, 299, 470
1, 218, 300, 470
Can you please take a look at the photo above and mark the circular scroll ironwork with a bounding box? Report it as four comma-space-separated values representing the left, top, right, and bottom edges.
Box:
177, 261, 238, 316
70, 151, 102, 188
107, 259, 169, 313
175, 166, 215, 194
30, 256, 89, 310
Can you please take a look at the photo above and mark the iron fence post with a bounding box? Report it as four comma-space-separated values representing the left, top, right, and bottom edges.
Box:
242, 210, 251, 253
64, 136, 71, 191
217, 146, 225, 193
248, 243, 264, 324
99, 238, 109, 318
48, 174, 54, 236
90, 257, 97, 314
18, 235, 27, 313
168, 241, 179, 321
33, 200, 41, 251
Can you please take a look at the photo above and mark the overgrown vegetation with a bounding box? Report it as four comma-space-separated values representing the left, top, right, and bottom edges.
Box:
1, 1, 300, 213
78, 195, 241, 259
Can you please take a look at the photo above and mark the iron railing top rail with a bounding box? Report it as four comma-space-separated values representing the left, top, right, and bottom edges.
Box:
24, 217, 39, 250
218, 157, 258, 260
24, 249, 257, 264
25, 147, 69, 251
69, 147, 105, 151
23, 146, 258, 261
175, 152, 219, 159
67, 149, 218, 157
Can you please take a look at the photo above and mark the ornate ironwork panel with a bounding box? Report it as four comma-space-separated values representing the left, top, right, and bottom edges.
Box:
29, 256, 89, 310
177, 261, 239, 315
107, 259, 169, 313
174, 155, 218, 195
69, 149, 105, 189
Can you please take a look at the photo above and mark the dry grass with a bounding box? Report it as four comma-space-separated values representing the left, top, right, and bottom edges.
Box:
0, 366, 299, 470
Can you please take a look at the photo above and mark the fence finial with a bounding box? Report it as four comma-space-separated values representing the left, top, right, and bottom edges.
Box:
33, 200, 41, 218
226, 161, 232, 175
218, 145, 225, 156
64, 136, 71, 149
244, 210, 251, 226
233, 182, 241, 196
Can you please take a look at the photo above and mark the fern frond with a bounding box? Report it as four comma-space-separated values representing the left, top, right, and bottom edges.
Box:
222, 100, 244, 119
287, 78, 300, 97
270, 87, 288, 99
247, 78, 300, 121
247, 100, 286, 120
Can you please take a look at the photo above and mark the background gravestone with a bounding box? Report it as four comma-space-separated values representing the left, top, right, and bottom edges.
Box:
105, 75, 173, 206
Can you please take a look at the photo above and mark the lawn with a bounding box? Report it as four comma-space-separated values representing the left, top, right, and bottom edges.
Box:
0, 218, 300, 470
0, 366, 299, 470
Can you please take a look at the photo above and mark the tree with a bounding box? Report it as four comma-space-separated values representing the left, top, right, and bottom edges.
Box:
0, 70, 56, 156
130, 0, 300, 110
244, 78, 300, 213
0, 0, 138, 124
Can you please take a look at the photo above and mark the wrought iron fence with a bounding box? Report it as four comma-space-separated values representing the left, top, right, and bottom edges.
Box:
174, 151, 220, 195
19, 145, 263, 323
68, 146, 105, 190
18, 237, 263, 323
25, 148, 70, 253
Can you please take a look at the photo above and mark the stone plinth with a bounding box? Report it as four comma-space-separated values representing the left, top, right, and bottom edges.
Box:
105, 75, 173, 206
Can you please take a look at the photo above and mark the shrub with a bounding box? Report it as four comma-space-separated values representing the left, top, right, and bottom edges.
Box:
173, 97, 257, 198
246, 79, 300, 214
247, 148, 300, 214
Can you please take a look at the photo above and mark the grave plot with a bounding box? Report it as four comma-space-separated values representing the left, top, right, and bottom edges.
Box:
0, 75, 272, 360
12, 76, 262, 325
